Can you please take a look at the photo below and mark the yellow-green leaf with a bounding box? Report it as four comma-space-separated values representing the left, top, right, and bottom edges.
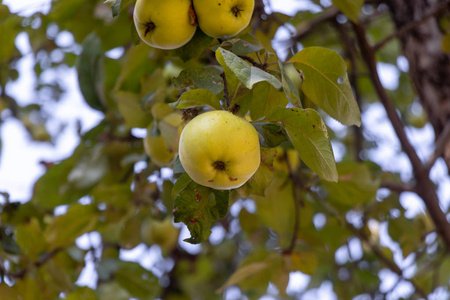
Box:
289, 47, 361, 126
266, 106, 338, 182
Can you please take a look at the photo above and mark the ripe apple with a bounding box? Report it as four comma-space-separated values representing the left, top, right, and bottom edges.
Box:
192, 0, 255, 38
179, 110, 261, 190
144, 133, 176, 167
133, 0, 197, 49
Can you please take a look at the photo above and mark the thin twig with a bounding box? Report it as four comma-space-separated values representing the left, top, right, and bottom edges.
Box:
220, 73, 230, 110
239, 55, 264, 69
373, 1, 450, 52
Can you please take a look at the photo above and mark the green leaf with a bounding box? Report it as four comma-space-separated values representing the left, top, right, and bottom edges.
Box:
171, 29, 214, 62
250, 81, 289, 120
220, 36, 264, 55
174, 66, 224, 95
289, 47, 361, 126
331, 0, 363, 23
322, 162, 380, 206
116, 90, 153, 128
66, 287, 98, 300
279, 61, 301, 107
253, 122, 287, 147
217, 261, 270, 293
170, 89, 222, 110
106, 0, 135, 17
217, 251, 284, 293
16, 277, 44, 300
15, 218, 47, 260
115, 261, 161, 299
44, 204, 97, 250
173, 174, 229, 244
240, 147, 276, 197
252, 173, 295, 246
67, 144, 109, 190
0, 283, 18, 300
442, 33, 450, 53
290, 251, 318, 275
76, 32, 106, 112
173, 156, 186, 175
216, 47, 282, 90
98, 282, 132, 300
265, 106, 338, 182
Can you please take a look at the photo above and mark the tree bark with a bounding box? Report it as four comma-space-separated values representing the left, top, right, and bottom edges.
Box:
385, 0, 450, 172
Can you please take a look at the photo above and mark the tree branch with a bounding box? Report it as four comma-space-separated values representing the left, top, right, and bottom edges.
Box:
353, 22, 450, 252
373, 0, 450, 52
380, 182, 416, 193
425, 120, 450, 172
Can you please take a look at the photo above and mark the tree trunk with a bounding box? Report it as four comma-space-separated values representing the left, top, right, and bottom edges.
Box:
385, 0, 450, 172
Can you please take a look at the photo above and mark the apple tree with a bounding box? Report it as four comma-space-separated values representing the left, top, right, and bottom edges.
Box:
0, 0, 450, 299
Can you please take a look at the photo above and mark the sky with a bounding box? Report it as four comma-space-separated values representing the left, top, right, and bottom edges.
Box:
1, 0, 449, 299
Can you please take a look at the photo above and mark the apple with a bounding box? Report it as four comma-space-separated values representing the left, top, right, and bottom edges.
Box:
273, 147, 300, 173
133, 0, 197, 50
144, 133, 176, 167
192, 0, 255, 38
179, 110, 260, 190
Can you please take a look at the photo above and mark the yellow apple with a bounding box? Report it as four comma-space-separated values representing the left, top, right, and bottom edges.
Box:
193, 0, 255, 38
144, 122, 176, 167
144, 112, 185, 167
273, 147, 300, 173
133, 0, 197, 50
144, 134, 175, 167
179, 110, 260, 190
141, 217, 180, 254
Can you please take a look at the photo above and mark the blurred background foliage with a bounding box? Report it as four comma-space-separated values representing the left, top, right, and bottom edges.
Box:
0, 0, 449, 299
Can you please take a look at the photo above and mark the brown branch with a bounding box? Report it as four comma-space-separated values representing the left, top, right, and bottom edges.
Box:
380, 182, 416, 193
292, 6, 340, 41
373, 0, 450, 52
425, 120, 450, 172
353, 22, 450, 252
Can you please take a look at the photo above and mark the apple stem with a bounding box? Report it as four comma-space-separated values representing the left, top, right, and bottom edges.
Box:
231, 6, 244, 17
144, 22, 155, 37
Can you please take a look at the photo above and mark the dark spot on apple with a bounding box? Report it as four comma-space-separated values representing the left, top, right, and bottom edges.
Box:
189, 217, 198, 224
312, 125, 316, 129
229, 177, 238, 181
213, 161, 226, 171
208, 179, 214, 182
